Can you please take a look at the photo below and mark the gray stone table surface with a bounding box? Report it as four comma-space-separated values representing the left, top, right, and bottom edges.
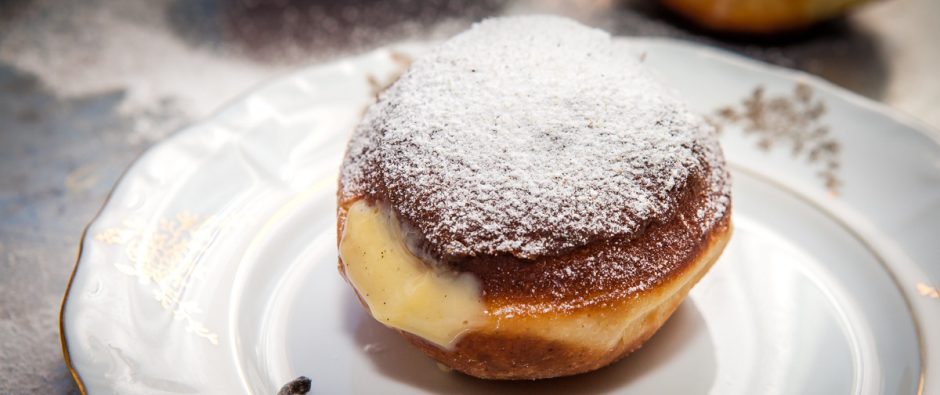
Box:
0, 0, 937, 393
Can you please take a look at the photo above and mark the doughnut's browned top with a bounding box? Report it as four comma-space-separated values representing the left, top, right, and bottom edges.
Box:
338, 16, 731, 313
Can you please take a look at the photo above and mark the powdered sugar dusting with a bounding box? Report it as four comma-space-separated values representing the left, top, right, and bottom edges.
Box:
342, 16, 729, 261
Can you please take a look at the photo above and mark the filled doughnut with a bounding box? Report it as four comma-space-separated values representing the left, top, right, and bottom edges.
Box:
660, 0, 869, 34
337, 16, 732, 380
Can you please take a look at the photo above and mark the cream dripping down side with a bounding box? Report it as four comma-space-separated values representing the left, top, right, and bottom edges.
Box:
339, 200, 488, 349
339, 201, 730, 352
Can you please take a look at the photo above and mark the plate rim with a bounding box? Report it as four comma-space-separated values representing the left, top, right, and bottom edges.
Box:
59, 36, 940, 394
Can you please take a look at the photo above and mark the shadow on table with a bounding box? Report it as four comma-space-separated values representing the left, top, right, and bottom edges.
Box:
608, 0, 889, 100
166, 0, 508, 63
165, 0, 887, 99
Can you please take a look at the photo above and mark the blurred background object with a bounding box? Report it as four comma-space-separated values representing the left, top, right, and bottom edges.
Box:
660, 0, 872, 34
0, 0, 937, 393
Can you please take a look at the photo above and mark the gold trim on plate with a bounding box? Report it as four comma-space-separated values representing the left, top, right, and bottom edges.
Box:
710, 83, 842, 194
60, 225, 90, 395
94, 212, 229, 345
917, 283, 940, 299
366, 50, 412, 98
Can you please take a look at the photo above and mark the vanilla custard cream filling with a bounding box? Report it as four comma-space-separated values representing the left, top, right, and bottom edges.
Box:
339, 201, 488, 349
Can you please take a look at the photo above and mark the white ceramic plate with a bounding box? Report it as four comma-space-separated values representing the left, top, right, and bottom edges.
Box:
61, 38, 940, 394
